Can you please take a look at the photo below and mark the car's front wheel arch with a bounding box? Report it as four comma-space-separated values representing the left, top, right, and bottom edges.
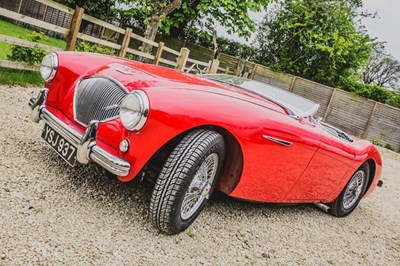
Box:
142, 125, 244, 194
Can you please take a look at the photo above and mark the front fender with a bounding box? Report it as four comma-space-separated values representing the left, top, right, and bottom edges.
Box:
118, 86, 270, 182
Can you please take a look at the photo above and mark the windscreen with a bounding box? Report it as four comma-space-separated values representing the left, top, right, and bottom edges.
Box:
202, 74, 319, 118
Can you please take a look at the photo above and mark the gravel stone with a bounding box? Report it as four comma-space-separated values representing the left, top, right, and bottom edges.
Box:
0, 85, 399, 265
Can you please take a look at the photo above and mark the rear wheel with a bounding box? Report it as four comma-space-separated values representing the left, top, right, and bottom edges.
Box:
330, 163, 370, 217
150, 129, 225, 234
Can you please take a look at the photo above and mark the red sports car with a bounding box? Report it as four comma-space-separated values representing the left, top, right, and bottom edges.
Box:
29, 52, 382, 234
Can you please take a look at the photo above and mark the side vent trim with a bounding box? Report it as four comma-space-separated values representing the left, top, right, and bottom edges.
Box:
263, 135, 293, 147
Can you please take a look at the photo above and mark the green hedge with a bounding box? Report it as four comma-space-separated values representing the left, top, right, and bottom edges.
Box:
349, 83, 400, 108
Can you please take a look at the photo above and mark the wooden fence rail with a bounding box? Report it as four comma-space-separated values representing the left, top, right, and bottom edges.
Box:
0, 34, 60, 52
252, 65, 400, 151
0, 0, 218, 74
0, 0, 399, 152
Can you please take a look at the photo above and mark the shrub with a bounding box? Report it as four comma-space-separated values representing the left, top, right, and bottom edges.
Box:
386, 93, 400, 108
372, 140, 382, 147
8, 32, 47, 65
74, 41, 115, 56
384, 144, 394, 151
351, 83, 394, 104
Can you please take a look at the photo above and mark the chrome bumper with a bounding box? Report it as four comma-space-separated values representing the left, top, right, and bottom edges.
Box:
29, 89, 130, 176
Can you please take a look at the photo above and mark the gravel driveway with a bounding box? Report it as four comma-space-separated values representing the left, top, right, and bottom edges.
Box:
1, 86, 399, 265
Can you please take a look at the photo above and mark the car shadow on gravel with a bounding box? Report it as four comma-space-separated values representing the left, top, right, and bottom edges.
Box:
208, 190, 323, 218
28, 146, 326, 231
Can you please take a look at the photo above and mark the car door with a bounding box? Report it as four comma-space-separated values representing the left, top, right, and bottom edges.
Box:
230, 116, 321, 202
285, 124, 356, 202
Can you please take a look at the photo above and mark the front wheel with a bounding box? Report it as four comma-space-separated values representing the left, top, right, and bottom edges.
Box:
150, 129, 225, 234
330, 163, 370, 217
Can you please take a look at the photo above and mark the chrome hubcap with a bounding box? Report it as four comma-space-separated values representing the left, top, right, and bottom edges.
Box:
180, 153, 219, 220
343, 170, 366, 210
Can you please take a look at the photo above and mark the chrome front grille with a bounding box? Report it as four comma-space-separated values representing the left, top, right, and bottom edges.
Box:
74, 77, 127, 125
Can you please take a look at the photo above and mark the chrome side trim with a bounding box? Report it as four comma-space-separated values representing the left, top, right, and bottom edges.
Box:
29, 89, 131, 177
262, 135, 293, 147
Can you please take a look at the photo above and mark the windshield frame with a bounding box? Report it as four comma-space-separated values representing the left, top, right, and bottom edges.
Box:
200, 74, 320, 119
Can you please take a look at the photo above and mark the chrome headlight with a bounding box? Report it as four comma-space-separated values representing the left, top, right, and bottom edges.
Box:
40, 53, 58, 82
119, 90, 149, 131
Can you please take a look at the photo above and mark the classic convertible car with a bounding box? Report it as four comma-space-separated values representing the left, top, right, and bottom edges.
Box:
29, 52, 382, 234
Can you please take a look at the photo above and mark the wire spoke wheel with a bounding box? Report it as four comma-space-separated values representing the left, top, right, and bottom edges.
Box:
342, 170, 366, 210
330, 162, 370, 217
181, 153, 219, 220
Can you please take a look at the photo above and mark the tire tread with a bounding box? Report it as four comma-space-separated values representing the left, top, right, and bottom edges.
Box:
150, 129, 224, 234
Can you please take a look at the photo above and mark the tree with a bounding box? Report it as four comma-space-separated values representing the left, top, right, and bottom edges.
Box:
163, 0, 271, 39
120, 0, 183, 54
57, 0, 183, 54
54, 0, 118, 21
120, 0, 271, 44
183, 28, 256, 59
362, 46, 400, 90
255, 0, 373, 89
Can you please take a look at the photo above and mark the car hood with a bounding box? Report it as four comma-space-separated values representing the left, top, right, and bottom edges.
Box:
93, 62, 288, 115
47, 52, 288, 122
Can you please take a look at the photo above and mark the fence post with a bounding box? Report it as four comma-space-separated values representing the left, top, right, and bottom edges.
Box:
176, 47, 189, 71
250, 64, 258, 79
208, 59, 220, 74
289, 76, 297, 92
362, 101, 378, 139
323, 88, 337, 122
225, 66, 230, 74
42, 5, 48, 21
65, 6, 84, 51
17, 0, 23, 14
235, 59, 245, 76
154, 41, 165, 65
118, 28, 132, 57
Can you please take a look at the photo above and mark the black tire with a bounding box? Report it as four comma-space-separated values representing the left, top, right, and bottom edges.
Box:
330, 163, 370, 217
150, 129, 225, 234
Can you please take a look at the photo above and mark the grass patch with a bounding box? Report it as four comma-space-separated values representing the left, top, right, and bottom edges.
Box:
0, 42, 12, 61
0, 19, 66, 60
0, 67, 43, 86
0, 19, 63, 86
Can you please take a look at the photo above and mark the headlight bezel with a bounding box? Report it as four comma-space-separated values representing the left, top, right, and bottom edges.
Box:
40, 53, 58, 82
119, 90, 149, 132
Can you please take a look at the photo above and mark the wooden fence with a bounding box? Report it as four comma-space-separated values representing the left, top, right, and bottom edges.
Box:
251, 66, 400, 151
0, 0, 213, 73
0, 0, 399, 152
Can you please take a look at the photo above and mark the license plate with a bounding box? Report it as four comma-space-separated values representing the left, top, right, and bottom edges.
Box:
41, 124, 77, 167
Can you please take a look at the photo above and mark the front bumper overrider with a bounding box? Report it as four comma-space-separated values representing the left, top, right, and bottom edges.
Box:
29, 89, 130, 176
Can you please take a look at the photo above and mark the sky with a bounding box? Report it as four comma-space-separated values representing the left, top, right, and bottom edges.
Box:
362, 0, 400, 61
216, 0, 400, 61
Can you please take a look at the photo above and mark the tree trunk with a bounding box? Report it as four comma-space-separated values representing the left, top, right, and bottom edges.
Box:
142, 15, 160, 55
140, 0, 182, 61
